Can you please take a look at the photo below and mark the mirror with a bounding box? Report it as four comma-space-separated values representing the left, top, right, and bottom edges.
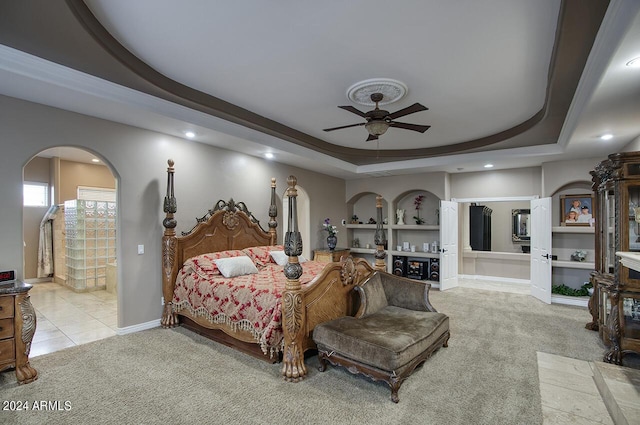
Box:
512, 209, 531, 242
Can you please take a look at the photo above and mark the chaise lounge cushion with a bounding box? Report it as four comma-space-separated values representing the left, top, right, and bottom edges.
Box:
313, 307, 449, 372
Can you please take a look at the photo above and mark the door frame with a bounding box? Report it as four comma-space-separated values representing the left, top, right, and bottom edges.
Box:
451, 196, 540, 281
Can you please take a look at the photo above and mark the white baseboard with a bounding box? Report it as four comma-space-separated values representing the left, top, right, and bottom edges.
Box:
459, 274, 530, 285
116, 319, 161, 336
551, 296, 589, 308
24, 277, 53, 284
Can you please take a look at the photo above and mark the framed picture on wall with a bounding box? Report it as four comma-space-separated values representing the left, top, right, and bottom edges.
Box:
560, 194, 595, 226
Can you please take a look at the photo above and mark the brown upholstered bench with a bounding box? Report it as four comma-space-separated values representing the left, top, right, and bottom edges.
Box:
313, 271, 449, 403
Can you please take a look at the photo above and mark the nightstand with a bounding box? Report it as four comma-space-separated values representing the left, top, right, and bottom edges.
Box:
0, 281, 37, 384
313, 248, 350, 263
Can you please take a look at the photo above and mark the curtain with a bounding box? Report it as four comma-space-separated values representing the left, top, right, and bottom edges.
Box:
37, 204, 59, 278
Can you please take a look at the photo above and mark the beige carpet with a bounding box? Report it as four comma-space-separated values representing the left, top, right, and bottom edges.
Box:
0, 287, 604, 425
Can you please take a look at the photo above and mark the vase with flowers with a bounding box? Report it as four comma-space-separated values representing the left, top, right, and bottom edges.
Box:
323, 218, 338, 250
413, 194, 425, 225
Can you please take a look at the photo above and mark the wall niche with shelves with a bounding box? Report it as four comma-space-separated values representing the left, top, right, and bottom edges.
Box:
346, 189, 441, 281
346, 192, 388, 256
551, 182, 595, 291
391, 190, 441, 281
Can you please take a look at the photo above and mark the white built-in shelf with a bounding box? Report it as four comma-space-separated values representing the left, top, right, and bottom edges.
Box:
346, 224, 440, 231
388, 250, 439, 259
345, 224, 377, 229
390, 224, 439, 231
552, 260, 595, 270
552, 226, 595, 234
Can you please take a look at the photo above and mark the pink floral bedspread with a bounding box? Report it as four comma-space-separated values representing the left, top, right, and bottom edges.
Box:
172, 260, 326, 356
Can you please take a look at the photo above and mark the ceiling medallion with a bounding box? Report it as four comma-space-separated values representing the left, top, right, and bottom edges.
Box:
346, 78, 408, 106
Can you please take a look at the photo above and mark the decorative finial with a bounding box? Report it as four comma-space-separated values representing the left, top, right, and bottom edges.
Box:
167, 159, 175, 169
271, 177, 276, 188
376, 195, 383, 208
286, 175, 298, 197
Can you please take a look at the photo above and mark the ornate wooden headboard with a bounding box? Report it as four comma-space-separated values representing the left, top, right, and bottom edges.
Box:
161, 159, 278, 326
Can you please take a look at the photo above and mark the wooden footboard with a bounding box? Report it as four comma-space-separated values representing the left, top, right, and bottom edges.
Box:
281, 256, 375, 381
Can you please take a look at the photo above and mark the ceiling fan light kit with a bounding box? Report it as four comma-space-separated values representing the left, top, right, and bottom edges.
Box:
365, 120, 390, 136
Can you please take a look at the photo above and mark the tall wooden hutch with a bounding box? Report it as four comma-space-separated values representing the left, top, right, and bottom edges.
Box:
588, 152, 640, 365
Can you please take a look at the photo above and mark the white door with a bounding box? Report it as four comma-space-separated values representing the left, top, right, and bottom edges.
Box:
531, 197, 552, 303
440, 200, 459, 291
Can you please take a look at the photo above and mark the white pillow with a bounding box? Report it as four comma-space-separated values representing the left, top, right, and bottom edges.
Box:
270, 250, 288, 266
270, 250, 307, 266
214, 256, 259, 278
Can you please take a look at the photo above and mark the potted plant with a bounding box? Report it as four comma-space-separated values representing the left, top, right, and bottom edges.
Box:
413, 195, 425, 225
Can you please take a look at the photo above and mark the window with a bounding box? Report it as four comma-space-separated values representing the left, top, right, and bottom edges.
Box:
23, 182, 49, 207
77, 186, 116, 202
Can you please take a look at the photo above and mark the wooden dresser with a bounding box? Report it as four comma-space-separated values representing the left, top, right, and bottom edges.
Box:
313, 248, 350, 263
0, 281, 38, 384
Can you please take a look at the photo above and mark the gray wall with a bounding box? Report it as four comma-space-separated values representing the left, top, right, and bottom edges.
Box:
450, 167, 542, 199
23, 156, 51, 278
1, 95, 346, 328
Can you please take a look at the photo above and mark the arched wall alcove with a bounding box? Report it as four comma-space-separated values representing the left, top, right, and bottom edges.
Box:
551, 180, 593, 226
392, 189, 440, 226
346, 192, 387, 225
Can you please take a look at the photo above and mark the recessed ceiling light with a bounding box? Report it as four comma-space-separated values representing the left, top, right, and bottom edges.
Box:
626, 57, 640, 68
264, 153, 274, 159
600, 134, 613, 140
184, 131, 196, 139
484, 164, 494, 168
91, 158, 100, 163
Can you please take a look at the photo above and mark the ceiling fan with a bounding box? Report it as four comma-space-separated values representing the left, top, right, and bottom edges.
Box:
323, 93, 430, 141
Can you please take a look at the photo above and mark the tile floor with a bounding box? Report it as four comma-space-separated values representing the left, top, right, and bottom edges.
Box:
538, 352, 614, 425
28, 281, 118, 358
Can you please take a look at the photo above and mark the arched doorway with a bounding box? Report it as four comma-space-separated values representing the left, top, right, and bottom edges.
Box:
23, 147, 119, 356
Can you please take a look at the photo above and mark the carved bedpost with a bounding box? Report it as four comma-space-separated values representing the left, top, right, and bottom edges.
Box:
268, 178, 278, 245
281, 175, 306, 382
374, 195, 387, 271
161, 159, 179, 328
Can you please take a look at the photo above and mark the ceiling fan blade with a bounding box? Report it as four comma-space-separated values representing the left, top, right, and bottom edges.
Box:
366, 134, 378, 142
386, 103, 428, 120
389, 121, 431, 133
338, 105, 367, 117
323, 122, 365, 132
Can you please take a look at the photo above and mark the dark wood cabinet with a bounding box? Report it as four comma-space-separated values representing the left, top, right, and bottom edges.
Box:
0, 281, 38, 384
588, 152, 640, 365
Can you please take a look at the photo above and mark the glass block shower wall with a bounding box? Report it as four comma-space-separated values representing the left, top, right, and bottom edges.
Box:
64, 199, 117, 291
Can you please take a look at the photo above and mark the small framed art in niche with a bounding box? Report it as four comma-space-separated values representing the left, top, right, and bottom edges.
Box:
560, 194, 595, 226
512, 209, 531, 242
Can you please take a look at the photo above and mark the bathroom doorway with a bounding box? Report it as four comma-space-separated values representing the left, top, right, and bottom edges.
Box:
23, 147, 119, 357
